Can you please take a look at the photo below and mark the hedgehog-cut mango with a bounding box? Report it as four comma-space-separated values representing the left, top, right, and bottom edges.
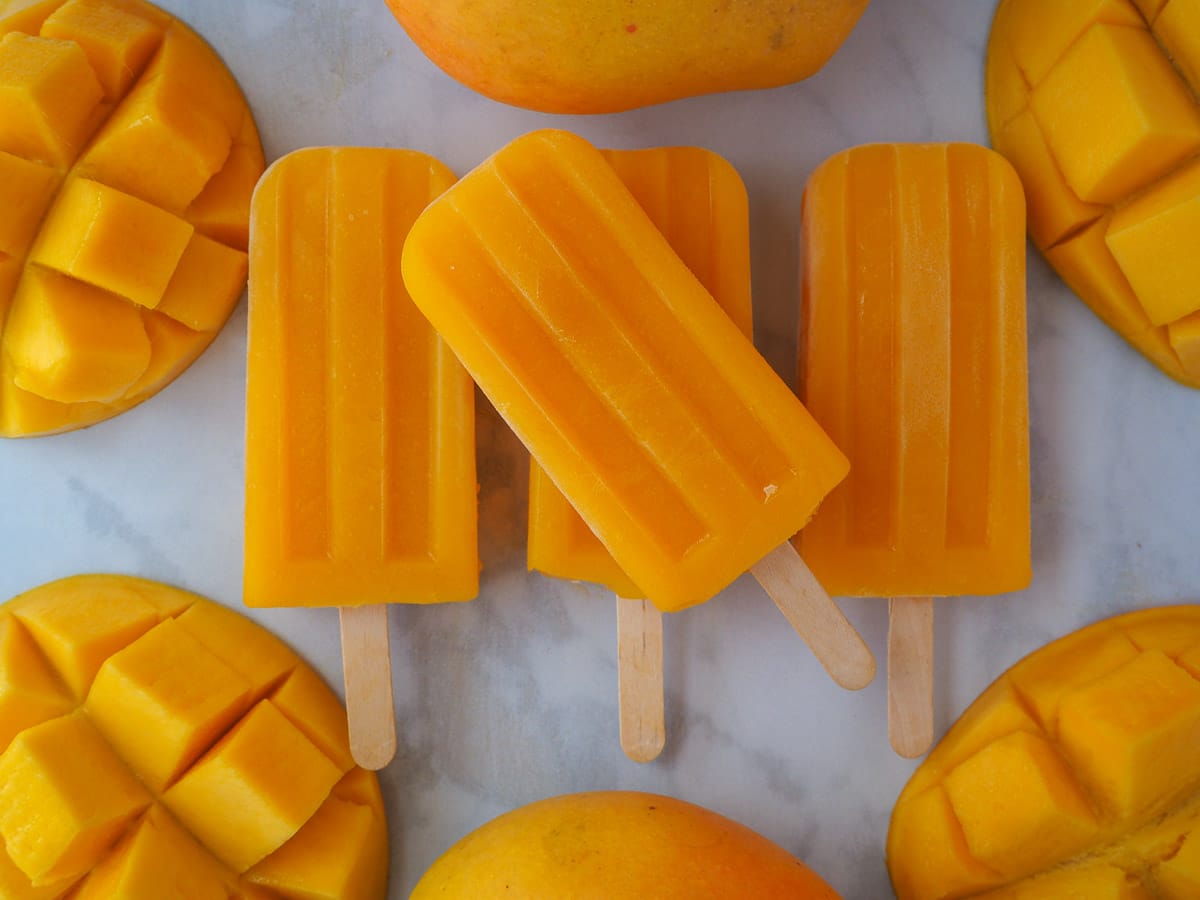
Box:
0, 0, 264, 436
0, 574, 388, 898
887, 605, 1200, 899
986, 0, 1200, 388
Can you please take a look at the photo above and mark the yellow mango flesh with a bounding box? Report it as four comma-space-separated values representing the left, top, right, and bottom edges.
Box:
986, 0, 1200, 387
0, 574, 388, 898
0, 0, 262, 437
411, 791, 842, 899
384, 0, 869, 114
887, 605, 1200, 899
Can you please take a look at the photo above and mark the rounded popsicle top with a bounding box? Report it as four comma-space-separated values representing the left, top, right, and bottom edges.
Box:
888, 604, 1200, 899
245, 145, 479, 609
799, 141, 1030, 599
987, 0, 1200, 387
402, 128, 850, 612
0, 573, 388, 897
0, 0, 264, 437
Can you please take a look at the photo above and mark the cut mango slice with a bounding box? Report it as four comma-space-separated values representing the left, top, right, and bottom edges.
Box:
986, 0, 1200, 386
888, 605, 1200, 898
0, 0, 263, 437
0, 574, 388, 897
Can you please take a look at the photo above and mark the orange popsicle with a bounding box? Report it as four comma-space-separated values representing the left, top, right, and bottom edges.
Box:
245, 147, 477, 768
527, 145, 753, 761
799, 143, 1030, 755
403, 129, 873, 691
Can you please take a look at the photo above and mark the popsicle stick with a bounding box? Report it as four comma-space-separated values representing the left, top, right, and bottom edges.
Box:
888, 596, 934, 758
751, 542, 876, 691
339, 605, 397, 770
616, 596, 665, 763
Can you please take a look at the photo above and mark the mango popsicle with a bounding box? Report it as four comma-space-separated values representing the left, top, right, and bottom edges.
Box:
527, 145, 754, 761
799, 143, 1030, 755
403, 129, 874, 691
245, 147, 477, 769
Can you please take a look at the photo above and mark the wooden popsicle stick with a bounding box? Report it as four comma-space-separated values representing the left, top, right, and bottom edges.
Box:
339, 604, 397, 770
751, 542, 876, 691
616, 596, 666, 763
888, 596, 934, 758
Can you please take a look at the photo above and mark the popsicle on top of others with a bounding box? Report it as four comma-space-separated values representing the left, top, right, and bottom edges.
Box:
799, 142, 1030, 756
403, 129, 874, 691
527, 145, 755, 762
245, 147, 477, 769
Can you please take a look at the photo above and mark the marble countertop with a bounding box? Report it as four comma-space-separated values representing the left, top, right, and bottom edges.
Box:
4, 1, 1200, 897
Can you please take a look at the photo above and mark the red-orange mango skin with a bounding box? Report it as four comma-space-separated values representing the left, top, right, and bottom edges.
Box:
383, 0, 870, 114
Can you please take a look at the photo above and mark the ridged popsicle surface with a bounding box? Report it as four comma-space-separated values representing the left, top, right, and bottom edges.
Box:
403, 130, 847, 613
526, 146, 753, 601
799, 143, 1030, 597
245, 147, 477, 608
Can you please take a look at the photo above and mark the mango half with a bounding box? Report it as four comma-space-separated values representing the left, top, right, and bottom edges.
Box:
383, 0, 870, 114
887, 605, 1200, 899
0, 0, 264, 436
986, 0, 1200, 388
0, 574, 388, 899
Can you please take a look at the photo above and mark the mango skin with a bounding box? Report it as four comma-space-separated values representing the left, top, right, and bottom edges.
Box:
410, 791, 842, 899
383, 0, 870, 114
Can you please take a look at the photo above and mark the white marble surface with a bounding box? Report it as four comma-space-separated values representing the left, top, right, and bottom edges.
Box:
3, 1, 1200, 897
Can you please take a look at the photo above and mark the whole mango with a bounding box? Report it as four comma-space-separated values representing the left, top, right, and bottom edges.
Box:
410, 790, 842, 899
383, 0, 870, 114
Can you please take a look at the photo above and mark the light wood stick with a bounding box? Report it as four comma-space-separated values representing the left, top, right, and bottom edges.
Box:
339, 605, 397, 770
888, 596, 934, 758
751, 542, 876, 691
616, 596, 665, 763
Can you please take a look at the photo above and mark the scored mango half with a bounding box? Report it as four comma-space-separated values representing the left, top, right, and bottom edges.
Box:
0, 0, 264, 437
0, 574, 388, 899
986, 0, 1200, 388
887, 605, 1200, 899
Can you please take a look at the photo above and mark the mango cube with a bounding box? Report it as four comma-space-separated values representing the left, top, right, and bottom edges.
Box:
72, 805, 236, 900
270, 666, 355, 773
1006, 619, 1140, 733
172, 599, 296, 701
155, 230, 247, 331
79, 72, 230, 213
40, 0, 163, 99
85, 618, 254, 792
1058, 650, 1200, 818
0, 713, 150, 886
886, 785, 1002, 899
0, 32, 103, 166
0, 614, 71, 753
246, 781, 388, 900
0, 150, 59, 257
31, 178, 194, 309
1031, 24, 1200, 205
1004, 0, 1142, 87
9, 574, 160, 698
3, 268, 151, 404
1155, 0, 1200, 96
991, 107, 1103, 250
185, 115, 264, 251
119, 310, 211, 402
162, 699, 343, 873
943, 730, 1098, 877
1106, 159, 1200, 326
